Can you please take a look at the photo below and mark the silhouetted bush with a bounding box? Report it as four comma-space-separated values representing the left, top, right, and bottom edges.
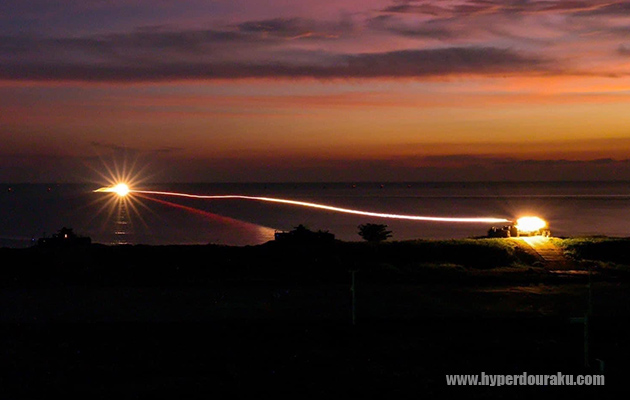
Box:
358, 223, 392, 243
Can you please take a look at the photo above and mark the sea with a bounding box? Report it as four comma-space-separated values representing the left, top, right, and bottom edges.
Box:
1, 181, 629, 248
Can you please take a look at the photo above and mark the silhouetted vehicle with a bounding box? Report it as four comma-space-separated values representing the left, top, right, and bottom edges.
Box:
520, 228, 551, 237
487, 224, 550, 238
487, 225, 517, 238
274, 224, 335, 244
37, 227, 91, 247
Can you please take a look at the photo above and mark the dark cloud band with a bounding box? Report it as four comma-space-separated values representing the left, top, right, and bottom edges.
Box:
0, 45, 548, 82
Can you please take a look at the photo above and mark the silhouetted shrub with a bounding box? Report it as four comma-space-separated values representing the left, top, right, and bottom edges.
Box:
358, 223, 392, 243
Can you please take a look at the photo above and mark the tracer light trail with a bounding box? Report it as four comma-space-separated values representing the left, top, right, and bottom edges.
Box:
95, 185, 510, 224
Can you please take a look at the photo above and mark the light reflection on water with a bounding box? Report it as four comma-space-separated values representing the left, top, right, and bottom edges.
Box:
92, 191, 277, 246
113, 199, 132, 245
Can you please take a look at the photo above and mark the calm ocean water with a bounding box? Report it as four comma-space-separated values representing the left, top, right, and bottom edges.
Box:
1, 182, 629, 247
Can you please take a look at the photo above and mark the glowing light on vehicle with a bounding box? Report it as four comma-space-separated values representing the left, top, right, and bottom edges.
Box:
94, 186, 511, 224
515, 216, 547, 233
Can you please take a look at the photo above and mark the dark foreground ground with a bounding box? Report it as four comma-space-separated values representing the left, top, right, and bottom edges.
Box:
1, 238, 629, 398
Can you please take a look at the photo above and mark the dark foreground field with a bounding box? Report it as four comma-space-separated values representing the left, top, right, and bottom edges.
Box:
1, 238, 629, 398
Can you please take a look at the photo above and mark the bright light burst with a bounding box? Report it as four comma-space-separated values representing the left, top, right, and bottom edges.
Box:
92, 180, 150, 228
94, 187, 511, 224
87, 155, 155, 240
515, 216, 547, 233
95, 183, 130, 197
113, 183, 130, 197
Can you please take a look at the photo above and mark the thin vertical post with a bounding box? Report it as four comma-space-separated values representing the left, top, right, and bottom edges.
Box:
585, 263, 593, 368
351, 270, 356, 326
584, 314, 589, 368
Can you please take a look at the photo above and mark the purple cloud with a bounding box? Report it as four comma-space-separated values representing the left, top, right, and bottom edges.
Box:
0, 36, 550, 82
618, 45, 630, 57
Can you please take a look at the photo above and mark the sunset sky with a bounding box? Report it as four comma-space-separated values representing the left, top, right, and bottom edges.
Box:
2, 0, 630, 182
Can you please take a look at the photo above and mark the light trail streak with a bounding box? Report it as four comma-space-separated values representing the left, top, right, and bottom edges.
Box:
123, 189, 511, 224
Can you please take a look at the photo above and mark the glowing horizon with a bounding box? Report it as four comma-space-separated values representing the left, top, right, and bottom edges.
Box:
95, 186, 511, 224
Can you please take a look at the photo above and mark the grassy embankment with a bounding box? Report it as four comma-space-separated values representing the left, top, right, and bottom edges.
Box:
2, 238, 629, 397
0, 237, 586, 286
1, 236, 629, 287
553, 237, 630, 273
